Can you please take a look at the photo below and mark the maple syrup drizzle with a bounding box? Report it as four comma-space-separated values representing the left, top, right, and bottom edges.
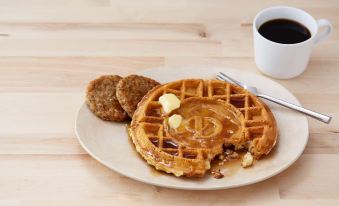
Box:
168, 98, 242, 149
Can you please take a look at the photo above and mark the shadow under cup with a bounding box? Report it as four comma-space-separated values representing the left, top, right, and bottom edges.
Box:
253, 6, 320, 79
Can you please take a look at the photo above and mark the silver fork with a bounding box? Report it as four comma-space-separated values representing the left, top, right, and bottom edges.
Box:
216, 72, 332, 124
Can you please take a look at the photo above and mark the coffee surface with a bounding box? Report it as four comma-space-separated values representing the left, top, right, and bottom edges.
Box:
258, 19, 311, 44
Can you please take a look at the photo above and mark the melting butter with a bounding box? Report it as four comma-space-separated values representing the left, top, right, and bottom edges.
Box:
159, 93, 181, 113
168, 114, 183, 129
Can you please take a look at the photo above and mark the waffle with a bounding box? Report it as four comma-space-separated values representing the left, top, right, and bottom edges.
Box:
129, 79, 277, 177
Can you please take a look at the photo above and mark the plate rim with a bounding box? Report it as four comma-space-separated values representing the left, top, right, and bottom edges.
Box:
74, 66, 309, 190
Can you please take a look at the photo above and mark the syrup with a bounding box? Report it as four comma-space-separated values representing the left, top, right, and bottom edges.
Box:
168, 98, 242, 149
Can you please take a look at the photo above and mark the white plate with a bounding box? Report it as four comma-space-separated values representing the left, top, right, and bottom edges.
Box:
75, 66, 308, 190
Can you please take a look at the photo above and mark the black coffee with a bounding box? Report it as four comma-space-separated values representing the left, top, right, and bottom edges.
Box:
258, 19, 311, 44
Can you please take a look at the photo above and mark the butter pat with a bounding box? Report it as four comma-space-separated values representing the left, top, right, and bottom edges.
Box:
168, 114, 183, 129
241, 152, 254, 168
159, 93, 181, 113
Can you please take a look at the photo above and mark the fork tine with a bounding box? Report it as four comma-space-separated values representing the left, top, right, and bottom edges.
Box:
218, 72, 244, 87
216, 75, 224, 81
217, 73, 241, 87
216, 74, 230, 83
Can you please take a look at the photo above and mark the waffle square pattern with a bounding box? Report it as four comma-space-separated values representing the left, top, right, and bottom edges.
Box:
130, 79, 277, 177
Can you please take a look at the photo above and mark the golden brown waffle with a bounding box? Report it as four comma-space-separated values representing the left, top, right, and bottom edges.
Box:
129, 79, 277, 177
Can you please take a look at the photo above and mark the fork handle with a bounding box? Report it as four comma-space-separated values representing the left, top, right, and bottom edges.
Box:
257, 93, 332, 124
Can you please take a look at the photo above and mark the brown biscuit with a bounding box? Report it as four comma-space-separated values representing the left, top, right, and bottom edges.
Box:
86, 75, 128, 122
116, 75, 160, 118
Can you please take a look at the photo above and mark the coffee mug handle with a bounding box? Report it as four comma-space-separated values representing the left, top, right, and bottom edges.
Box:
314, 19, 333, 45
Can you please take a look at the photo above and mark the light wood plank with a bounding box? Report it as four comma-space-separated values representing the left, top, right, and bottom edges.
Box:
0, 0, 338, 204
0, 39, 221, 56
0, 137, 85, 155
305, 133, 339, 154
0, 57, 163, 92
0, 1, 338, 23
0, 200, 20, 206
0, 93, 83, 136
0, 0, 109, 7
0, 24, 337, 58
0, 23, 207, 40
278, 154, 339, 199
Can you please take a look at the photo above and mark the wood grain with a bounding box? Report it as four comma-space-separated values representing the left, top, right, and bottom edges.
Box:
0, 0, 338, 205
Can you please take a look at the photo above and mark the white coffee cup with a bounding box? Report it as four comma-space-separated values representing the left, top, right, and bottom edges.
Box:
253, 6, 332, 79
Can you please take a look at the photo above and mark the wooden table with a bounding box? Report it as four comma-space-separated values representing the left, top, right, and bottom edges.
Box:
1, 1, 338, 205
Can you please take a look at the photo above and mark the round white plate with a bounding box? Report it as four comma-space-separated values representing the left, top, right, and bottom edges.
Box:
75, 66, 308, 190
